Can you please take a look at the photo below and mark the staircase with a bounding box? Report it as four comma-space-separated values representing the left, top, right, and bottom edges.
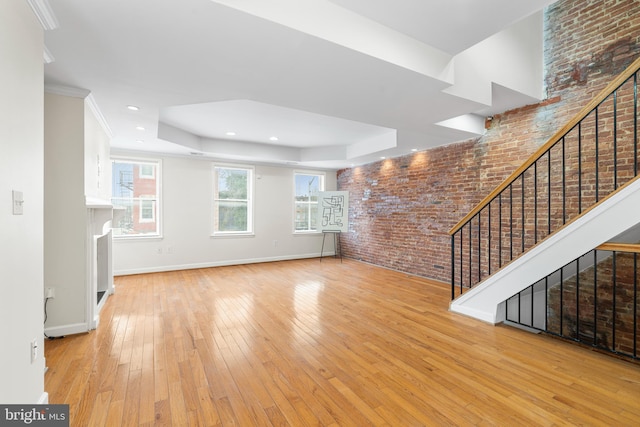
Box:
449, 56, 640, 345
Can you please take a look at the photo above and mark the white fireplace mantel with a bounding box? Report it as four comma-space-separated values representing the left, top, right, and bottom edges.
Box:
85, 196, 114, 330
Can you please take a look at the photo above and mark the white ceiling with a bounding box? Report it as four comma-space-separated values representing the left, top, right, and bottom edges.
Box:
41, 0, 557, 169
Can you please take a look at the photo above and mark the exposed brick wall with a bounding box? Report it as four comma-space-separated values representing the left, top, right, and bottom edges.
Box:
337, 0, 640, 283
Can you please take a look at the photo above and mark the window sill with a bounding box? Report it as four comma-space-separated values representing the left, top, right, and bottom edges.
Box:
211, 232, 255, 239
293, 230, 322, 236
113, 234, 163, 241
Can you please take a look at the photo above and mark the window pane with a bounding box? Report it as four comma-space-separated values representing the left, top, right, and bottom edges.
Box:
217, 201, 248, 232
218, 168, 248, 199
295, 202, 318, 231
295, 174, 321, 202
112, 159, 160, 237
294, 173, 324, 231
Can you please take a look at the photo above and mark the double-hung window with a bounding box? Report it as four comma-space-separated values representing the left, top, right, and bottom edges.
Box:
213, 164, 254, 235
294, 171, 325, 232
111, 158, 161, 237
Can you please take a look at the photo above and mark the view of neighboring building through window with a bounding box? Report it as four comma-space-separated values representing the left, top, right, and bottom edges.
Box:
213, 165, 253, 234
294, 172, 324, 232
111, 158, 160, 237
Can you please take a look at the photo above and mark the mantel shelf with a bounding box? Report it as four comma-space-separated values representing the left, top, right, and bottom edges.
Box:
85, 196, 113, 209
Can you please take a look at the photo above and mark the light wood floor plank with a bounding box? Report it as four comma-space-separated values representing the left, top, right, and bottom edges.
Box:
45, 258, 640, 426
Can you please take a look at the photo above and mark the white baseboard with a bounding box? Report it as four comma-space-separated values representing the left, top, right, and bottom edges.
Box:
44, 322, 89, 338
113, 252, 332, 276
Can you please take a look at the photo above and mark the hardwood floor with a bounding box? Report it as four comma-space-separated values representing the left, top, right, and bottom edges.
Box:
45, 258, 640, 426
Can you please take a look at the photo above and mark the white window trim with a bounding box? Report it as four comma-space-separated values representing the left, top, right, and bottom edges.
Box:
293, 170, 325, 234
111, 156, 162, 239
212, 163, 255, 237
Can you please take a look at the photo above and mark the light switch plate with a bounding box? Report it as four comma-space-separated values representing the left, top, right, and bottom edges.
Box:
12, 190, 24, 215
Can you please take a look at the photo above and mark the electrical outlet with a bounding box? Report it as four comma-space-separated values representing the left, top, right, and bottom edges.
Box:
156, 247, 163, 254
167, 246, 173, 254
273, 240, 278, 247
31, 338, 38, 364
45, 287, 55, 299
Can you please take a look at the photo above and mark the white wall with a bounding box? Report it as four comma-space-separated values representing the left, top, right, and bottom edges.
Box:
44, 93, 88, 330
113, 154, 338, 274
0, 1, 46, 403
444, 11, 544, 106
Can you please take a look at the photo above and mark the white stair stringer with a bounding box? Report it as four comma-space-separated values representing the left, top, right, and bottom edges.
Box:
450, 177, 640, 324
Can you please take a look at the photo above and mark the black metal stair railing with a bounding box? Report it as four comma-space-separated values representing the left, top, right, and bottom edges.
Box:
450, 57, 640, 300
505, 244, 640, 361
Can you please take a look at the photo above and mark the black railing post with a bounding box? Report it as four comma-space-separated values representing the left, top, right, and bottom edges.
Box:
576, 257, 580, 341
509, 184, 513, 261
595, 107, 600, 202
562, 137, 566, 225
468, 222, 472, 288
612, 251, 617, 352
451, 234, 455, 300
560, 267, 564, 335
488, 202, 492, 275
530, 282, 534, 328
635, 73, 638, 177
548, 150, 552, 236
459, 230, 463, 294
521, 173, 525, 253
545, 276, 548, 331
634, 253, 638, 358
534, 162, 538, 244
478, 212, 481, 283
578, 122, 583, 213
498, 194, 502, 268
614, 90, 618, 189
594, 250, 598, 347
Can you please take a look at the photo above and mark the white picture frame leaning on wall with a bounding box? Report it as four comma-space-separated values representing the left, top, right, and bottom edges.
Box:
317, 191, 349, 233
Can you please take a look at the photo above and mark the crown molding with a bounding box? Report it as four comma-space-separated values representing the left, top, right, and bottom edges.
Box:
44, 84, 90, 98
86, 93, 114, 138
43, 45, 54, 64
27, 0, 59, 31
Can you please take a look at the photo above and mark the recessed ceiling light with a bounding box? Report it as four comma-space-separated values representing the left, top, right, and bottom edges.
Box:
269, 136, 279, 141
136, 126, 145, 131
380, 156, 386, 159
411, 148, 418, 152
226, 131, 236, 136
136, 139, 144, 144
127, 105, 139, 111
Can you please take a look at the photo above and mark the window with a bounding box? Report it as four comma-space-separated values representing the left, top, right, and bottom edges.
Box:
111, 158, 161, 237
213, 164, 253, 235
294, 172, 325, 232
